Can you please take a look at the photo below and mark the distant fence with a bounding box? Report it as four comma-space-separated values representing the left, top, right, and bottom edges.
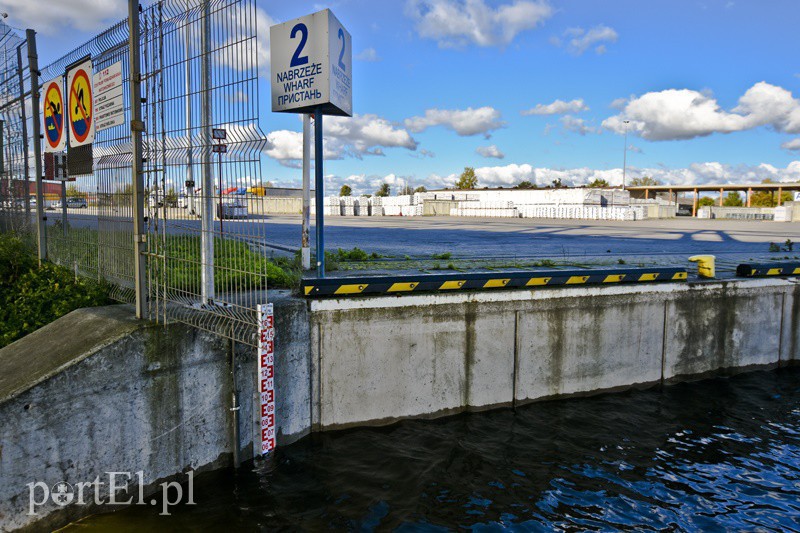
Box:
0, 0, 272, 347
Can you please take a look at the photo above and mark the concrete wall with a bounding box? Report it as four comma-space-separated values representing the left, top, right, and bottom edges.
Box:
0, 298, 308, 531
307, 279, 800, 430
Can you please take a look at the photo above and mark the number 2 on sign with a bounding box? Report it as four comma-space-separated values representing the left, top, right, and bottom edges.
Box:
337, 28, 346, 71
290, 23, 309, 67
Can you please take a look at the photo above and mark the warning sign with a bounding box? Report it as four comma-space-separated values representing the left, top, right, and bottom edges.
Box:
93, 61, 124, 132
67, 59, 95, 147
43, 77, 66, 152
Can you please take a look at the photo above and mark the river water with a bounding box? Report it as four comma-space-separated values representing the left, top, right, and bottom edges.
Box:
68, 367, 800, 531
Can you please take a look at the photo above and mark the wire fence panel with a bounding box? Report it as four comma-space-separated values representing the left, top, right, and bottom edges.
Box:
0, 21, 31, 237
0, 0, 272, 347
141, 0, 270, 346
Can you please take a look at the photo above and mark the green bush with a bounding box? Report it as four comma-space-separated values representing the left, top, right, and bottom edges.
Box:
0, 233, 110, 348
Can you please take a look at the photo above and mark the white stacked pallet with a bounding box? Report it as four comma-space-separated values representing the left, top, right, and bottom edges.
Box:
383, 205, 402, 216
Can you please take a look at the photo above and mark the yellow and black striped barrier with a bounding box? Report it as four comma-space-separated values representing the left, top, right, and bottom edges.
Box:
301, 267, 689, 297
736, 262, 800, 277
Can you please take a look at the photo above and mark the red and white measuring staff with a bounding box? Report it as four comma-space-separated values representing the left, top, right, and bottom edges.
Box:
257, 303, 276, 454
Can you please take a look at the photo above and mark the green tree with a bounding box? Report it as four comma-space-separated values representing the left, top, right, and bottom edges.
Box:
375, 183, 391, 197
339, 184, 352, 197
551, 178, 565, 189
164, 187, 178, 207
514, 180, 537, 189
629, 176, 661, 186
587, 178, 610, 188
414, 186, 427, 193
723, 191, 744, 207
66, 185, 83, 198
698, 196, 715, 207
399, 185, 415, 195
455, 167, 478, 190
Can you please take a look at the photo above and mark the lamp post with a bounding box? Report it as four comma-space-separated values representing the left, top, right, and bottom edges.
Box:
622, 120, 630, 189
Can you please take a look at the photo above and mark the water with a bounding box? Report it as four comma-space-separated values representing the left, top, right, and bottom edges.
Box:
68, 368, 800, 531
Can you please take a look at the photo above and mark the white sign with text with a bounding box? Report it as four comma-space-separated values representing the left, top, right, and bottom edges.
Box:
270, 9, 352, 116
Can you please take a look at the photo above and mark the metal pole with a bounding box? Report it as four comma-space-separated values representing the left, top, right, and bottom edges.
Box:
314, 108, 324, 277
26, 29, 46, 263
200, 0, 215, 304
60, 180, 67, 236
230, 335, 240, 469
128, 1, 148, 319
622, 120, 629, 190
16, 44, 30, 223
185, 0, 195, 215
301, 114, 311, 270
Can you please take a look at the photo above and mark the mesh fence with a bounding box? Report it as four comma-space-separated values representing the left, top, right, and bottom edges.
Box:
0, 21, 30, 236
0, 0, 272, 347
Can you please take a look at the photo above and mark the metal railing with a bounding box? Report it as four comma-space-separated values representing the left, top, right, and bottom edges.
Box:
0, 0, 273, 347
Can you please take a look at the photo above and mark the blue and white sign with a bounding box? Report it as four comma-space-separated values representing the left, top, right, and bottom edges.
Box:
270, 9, 352, 117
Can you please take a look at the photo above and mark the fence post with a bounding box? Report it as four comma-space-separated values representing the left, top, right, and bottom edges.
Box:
128, 1, 148, 319
26, 29, 46, 264
200, 0, 215, 304
16, 44, 30, 223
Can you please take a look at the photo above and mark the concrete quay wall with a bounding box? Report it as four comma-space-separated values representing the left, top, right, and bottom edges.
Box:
307, 279, 800, 430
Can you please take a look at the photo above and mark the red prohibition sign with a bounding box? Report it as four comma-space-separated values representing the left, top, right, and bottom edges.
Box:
43, 82, 64, 150
69, 68, 93, 144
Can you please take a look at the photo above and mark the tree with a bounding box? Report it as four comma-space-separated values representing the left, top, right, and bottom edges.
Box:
629, 176, 661, 186
587, 178, 610, 188
551, 178, 565, 189
414, 186, 427, 193
164, 187, 178, 207
66, 185, 83, 198
750, 179, 793, 207
455, 167, 478, 190
375, 183, 390, 197
698, 197, 715, 207
399, 185, 414, 195
514, 180, 537, 189
339, 184, 352, 197
723, 191, 744, 207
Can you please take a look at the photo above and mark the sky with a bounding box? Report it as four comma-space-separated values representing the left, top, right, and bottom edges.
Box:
4, 0, 800, 194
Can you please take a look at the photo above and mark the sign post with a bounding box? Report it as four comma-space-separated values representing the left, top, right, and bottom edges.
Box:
271, 9, 352, 278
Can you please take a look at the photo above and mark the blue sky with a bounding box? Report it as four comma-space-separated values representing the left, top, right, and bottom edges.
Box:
8, 0, 800, 193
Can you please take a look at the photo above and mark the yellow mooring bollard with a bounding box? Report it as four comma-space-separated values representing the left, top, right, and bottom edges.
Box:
688, 255, 716, 279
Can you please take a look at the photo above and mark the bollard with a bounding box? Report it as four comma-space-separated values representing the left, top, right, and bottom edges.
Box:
688, 255, 716, 279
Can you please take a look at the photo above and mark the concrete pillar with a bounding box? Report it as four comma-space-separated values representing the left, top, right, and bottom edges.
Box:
777, 186, 783, 207
692, 188, 698, 217
719, 188, 724, 207
747, 188, 752, 208
645, 189, 649, 200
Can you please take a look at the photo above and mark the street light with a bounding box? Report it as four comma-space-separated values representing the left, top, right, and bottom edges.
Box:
622, 120, 630, 189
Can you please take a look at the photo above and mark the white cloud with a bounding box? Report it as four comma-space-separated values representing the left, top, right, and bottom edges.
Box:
782, 139, 800, 152
0, 0, 125, 34
627, 144, 643, 154
405, 0, 553, 48
559, 25, 618, 55
405, 106, 504, 137
356, 48, 381, 62
215, 6, 274, 78
264, 114, 418, 167
560, 115, 597, 135
522, 98, 589, 116
604, 82, 800, 141
476, 145, 505, 159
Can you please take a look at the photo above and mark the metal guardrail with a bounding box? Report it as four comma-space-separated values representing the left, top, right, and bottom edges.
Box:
301, 267, 689, 297
736, 262, 800, 277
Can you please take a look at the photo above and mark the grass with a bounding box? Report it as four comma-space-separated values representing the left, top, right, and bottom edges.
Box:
0, 232, 110, 348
